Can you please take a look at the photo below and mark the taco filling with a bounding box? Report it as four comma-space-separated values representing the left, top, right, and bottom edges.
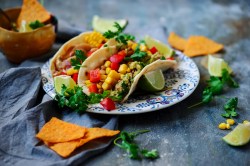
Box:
50, 31, 107, 83
78, 38, 176, 103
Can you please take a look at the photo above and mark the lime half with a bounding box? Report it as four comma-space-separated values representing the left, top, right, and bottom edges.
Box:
144, 35, 174, 58
223, 123, 250, 146
92, 15, 128, 33
138, 69, 165, 92
208, 55, 232, 77
54, 75, 76, 94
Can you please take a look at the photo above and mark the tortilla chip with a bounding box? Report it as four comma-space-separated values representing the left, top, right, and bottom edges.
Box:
17, 0, 51, 27
184, 36, 224, 57
168, 32, 187, 51
77, 128, 120, 147
36, 117, 85, 143
47, 128, 120, 157
49, 140, 80, 158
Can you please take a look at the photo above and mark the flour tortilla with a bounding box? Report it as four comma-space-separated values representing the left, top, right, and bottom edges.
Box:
50, 32, 95, 77
78, 42, 176, 102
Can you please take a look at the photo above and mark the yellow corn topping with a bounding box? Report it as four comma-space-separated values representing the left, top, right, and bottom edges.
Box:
218, 123, 227, 130
104, 61, 111, 68
118, 64, 128, 74
66, 68, 78, 76
226, 119, 235, 125
84, 31, 106, 47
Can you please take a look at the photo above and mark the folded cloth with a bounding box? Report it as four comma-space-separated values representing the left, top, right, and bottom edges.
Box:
0, 67, 118, 166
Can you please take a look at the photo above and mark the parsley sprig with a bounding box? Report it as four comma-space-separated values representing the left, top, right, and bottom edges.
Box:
55, 85, 109, 114
29, 20, 45, 29
114, 130, 159, 160
222, 97, 238, 118
103, 22, 135, 45
125, 40, 147, 61
189, 69, 239, 108
70, 50, 87, 70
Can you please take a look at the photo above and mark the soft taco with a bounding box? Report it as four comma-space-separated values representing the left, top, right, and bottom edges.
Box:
78, 38, 177, 103
50, 31, 107, 83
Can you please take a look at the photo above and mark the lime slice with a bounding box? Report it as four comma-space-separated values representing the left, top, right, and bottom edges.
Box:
208, 55, 232, 77
223, 123, 250, 146
138, 69, 165, 92
54, 75, 76, 94
144, 35, 174, 58
92, 15, 128, 33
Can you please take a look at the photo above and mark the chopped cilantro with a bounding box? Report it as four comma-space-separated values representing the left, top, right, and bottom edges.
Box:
70, 50, 87, 70
29, 20, 44, 29
221, 97, 238, 118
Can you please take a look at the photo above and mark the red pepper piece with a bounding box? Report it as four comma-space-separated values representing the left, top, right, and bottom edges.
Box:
87, 50, 94, 57
100, 98, 116, 111
89, 69, 100, 83
149, 47, 158, 54
72, 73, 78, 83
110, 54, 124, 63
88, 84, 98, 93
167, 57, 174, 60
118, 50, 126, 57
110, 62, 120, 71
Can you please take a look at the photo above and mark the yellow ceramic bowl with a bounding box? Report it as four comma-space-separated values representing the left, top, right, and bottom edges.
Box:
0, 8, 56, 63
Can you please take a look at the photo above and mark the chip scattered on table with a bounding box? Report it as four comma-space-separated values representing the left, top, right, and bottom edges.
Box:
183, 36, 224, 57
36, 117, 86, 143
17, 0, 51, 27
168, 32, 187, 51
36, 117, 120, 157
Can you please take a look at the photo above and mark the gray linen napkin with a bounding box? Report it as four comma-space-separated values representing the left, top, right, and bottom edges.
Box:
0, 47, 118, 165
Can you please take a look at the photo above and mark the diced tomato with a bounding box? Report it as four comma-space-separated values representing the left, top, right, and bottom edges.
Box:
100, 98, 116, 111
87, 50, 94, 57
60, 71, 67, 76
88, 84, 98, 93
110, 62, 120, 71
98, 44, 104, 48
149, 47, 158, 54
118, 50, 126, 57
110, 54, 124, 63
89, 69, 100, 83
72, 73, 78, 83
167, 57, 174, 60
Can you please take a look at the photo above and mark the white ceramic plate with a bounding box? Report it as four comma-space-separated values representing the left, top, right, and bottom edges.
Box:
41, 51, 200, 114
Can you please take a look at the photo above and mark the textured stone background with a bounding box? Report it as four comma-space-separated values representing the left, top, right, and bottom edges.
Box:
1, 0, 250, 165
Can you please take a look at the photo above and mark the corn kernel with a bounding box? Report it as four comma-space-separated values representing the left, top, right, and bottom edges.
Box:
85, 80, 92, 87
126, 68, 131, 73
147, 51, 152, 55
108, 70, 120, 80
218, 123, 227, 130
100, 74, 107, 81
132, 43, 138, 51
140, 44, 147, 52
226, 119, 235, 125
105, 76, 115, 84
118, 64, 128, 74
102, 82, 111, 90
226, 123, 230, 129
106, 67, 111, 74
243, 120, 250, 124
97, 84, 101, 89
104, 61, 111, 67
66, 68, 78, 76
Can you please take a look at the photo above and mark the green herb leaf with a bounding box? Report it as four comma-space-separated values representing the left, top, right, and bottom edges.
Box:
207, 76, 224, 95
221, 69, 239, 88
114, 130, 157, 160
103, 22, 135, 45
29, 20, 44, 29
141, 149, 159, 159
55, 85, 108, 114
222, 97, 238, 118
70, 50, 87, 70
202, 88, 213, 103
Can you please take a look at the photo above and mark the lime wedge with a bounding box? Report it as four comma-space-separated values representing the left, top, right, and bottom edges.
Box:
54, 75, 76, 94
144, 35, 174, 58
92, 15, 128, 33
223, 123, 250, 146
19, 20, 33, 32
138, 69, 165, 92
208, 55, 232, 77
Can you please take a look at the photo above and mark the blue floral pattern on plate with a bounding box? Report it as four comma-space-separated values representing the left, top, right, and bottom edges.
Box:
41, 50, 200, 114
